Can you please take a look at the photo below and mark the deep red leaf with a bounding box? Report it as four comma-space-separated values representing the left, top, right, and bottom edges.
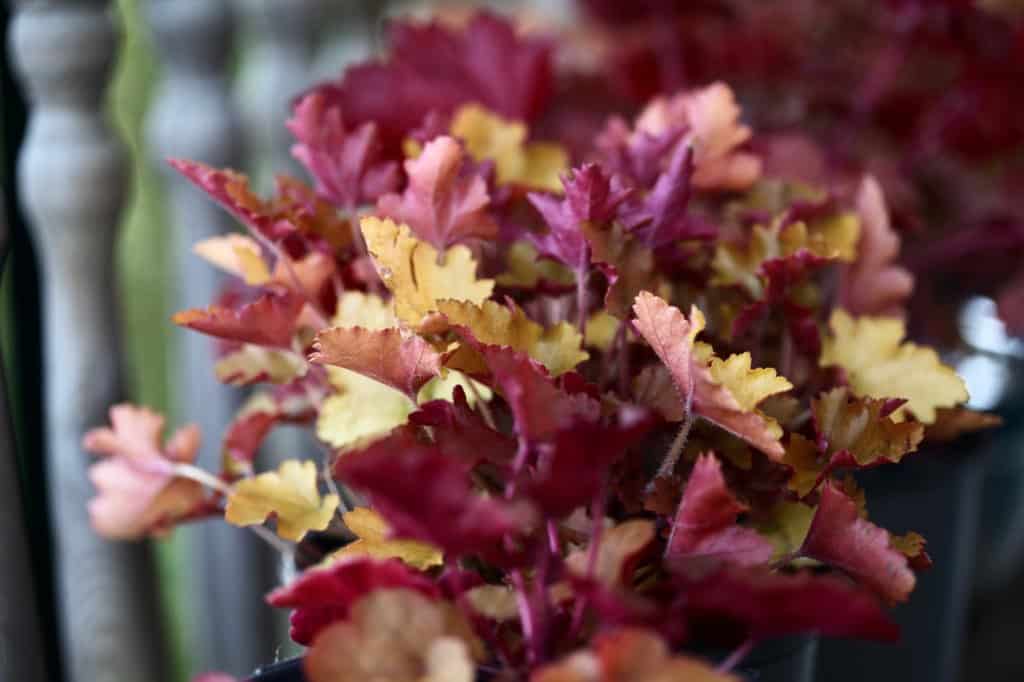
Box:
678, 567, 899, 642
335, 437, 536, 566
266, 557, 439, 645
410, 386, 517, 468
666, 454, 773, 568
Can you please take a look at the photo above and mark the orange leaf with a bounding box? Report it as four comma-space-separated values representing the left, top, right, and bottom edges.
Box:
311, 326, 443, 397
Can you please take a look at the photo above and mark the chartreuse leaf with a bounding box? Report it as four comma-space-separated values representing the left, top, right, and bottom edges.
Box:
360, 217, 494, 328
328, 507, 443, 570
438, 299, 588, 377
820, 309, 968, 423
316, 368, 414, 451
450, 103, 568, 192
225, 459, 339, 541
331, 291, 398, 330
495, 241, 574, 289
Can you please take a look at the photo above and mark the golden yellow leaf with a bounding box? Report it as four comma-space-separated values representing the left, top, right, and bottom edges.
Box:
450, 103, 568, 192
813, 387, 924, 465
225, 459, 339, 541
193, 234, 270, 286
328, 507, 442, 570
438, 299, 588, 377
820, 309, 968, 423
214, 344, 307, 385
316, 368, 414, 450
782, 433, 826, 498
360, 217, 494, 328
332, 291, 398, 330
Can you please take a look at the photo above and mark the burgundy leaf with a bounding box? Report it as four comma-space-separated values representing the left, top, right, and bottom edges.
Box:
266, 557, 439, 645
335, 437, 536, 566
667, 454, 773, 568
480, 345, 600, 443
410, 386, 516, 468
528, 163, 632, 271
800, 482, 916, 604
678, 567, 899, 642
525, 406, 656, 518
288, 92, 399, 209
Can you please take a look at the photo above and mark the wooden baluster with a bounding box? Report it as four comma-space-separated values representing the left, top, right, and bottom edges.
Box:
234, 0, 327, 190
8, 2, 166, 681
145, 0, 277, 676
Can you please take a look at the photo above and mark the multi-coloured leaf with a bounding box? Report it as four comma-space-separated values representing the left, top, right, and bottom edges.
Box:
311, 326, 442, 397
632, 292, 791, 458
83, 405, 208, 539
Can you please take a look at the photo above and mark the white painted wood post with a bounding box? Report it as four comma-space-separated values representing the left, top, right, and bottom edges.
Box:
8, 2, 167, 681
145, 0, 277, 676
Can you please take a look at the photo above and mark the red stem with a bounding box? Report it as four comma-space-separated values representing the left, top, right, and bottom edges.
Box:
717, 637, 755, 674
568, 477, 608, 639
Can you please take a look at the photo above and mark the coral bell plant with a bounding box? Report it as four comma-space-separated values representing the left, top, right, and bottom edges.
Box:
83, 10, 998, 682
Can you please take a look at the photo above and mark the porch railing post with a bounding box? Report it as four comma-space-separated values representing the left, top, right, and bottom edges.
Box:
145, 0, 278, 675
8, 1, 166, 680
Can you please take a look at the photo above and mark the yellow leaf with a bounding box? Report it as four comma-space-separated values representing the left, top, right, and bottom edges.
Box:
450, 103, 568, 191
316, 368, 414, 450
417, 369, 492, 406
782, 433, 826, 498
193, 234, 271, 285
495, 241, 574, 289
332, 291, 398, 330
463, 585, 519, 622
225, 459, 338, 541
360, 217, 494, 328
755, 500, 815, 560
813, 387, 924, 465
820, 310, 968, 423
328, 507, 442, 570
438, 299, 588, 376
585, 311, 621, 352
708, 353, 793, 412
214, 344, 308, 385
711, 213, 859, 299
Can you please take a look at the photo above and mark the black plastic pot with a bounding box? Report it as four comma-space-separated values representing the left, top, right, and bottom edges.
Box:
726, 635, 819, 682
247, 657, 305, 682
247, 636, 819, 682
816, 435, 993, 682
